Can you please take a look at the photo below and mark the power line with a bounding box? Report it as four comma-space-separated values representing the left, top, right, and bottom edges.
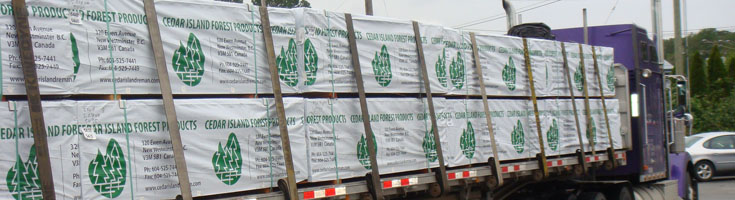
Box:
604, 0, 620, 24
662, 26, 735, 33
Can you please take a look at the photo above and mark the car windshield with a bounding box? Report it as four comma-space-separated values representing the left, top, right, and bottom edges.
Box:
685, 136, 703, 148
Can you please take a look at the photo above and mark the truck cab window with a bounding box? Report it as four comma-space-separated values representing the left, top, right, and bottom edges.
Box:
640, 42, 649, 63
649, 45, 658, 63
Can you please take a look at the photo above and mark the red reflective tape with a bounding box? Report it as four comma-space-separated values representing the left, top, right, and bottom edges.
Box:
401, 178, 410, 186
325, 188, 336, 196
595, 156, 600, 161
557, 160, 563, 166
462, 171, 470, 177
502, 166, 509, 173
585, 157, 591, 162
448, 172, 456, 179
547, 161, 552, 167
383, 181, 392, 188
303, 191, 315, 199
513, 165, 520, 171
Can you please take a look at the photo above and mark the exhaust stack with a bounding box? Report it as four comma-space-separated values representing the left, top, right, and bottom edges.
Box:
503, 0, 517, 30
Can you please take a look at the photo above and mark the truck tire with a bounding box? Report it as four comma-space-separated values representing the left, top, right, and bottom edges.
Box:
605, 185, 633, 200
686, 171, 698, 200
578, 192, 607, 200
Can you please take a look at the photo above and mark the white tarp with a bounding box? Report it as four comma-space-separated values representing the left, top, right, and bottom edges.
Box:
447, 34, 553, 97
440, 28, 473, 95
156, 1, 299, 94
596, 46, 616, 97
418, 22, 450, 94
71, 0, 160, 94
0, 0, 75, 95
304, 98, 440, 182
351, 15, 423, 93
560, 43, 605, 97
298, 9, 356, 93
538, 99, 584, 156
0, 98, 307, 199
539, 98, 623, 156
0, 0, 615, 97
443, 99, 540, 165
581, 99, 622, 150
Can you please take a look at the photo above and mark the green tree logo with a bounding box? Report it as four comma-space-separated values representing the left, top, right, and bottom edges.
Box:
357, 134, 378, 170
277, 39, 299, 87
212, 133, 243, 185
573, 63, 584, 91
449, 52, 465, 89
172, 33, 205, 87
606, 65, 616, 92
71, 33, 81, 81
372, 45, 392, 87
303, 38, 318, 86
435, 48, 448, 88
88, 139, 127, 198
587, 118, 597, 145
6, 146, 42, 200
422, 127, 438, 162
511, 120, 525, 154
459, 121, 476, 159
547, 119, 559, 151
502, 57, 517, 91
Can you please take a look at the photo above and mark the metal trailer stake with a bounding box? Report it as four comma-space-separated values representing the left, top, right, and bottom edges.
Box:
578, 44, 597, 180
521, 38, 548, 177
469, 33, 504, 186
412, 21, 449, 196
591, 47, 617, 168
11, 0, 56, 198
143, 1, 193, 199
345, 13, 384, 200
561, 43, 588, 174
258, 1, 299, 199
578, 44, 595, 155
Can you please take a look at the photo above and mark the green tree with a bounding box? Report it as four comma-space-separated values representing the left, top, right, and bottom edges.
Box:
707, 45, 729, 97
252, 0, 310, 8
689, 53, 707, 96
726, 56, 735, 94
692, 94, 735, 133
708, 45, 726, 81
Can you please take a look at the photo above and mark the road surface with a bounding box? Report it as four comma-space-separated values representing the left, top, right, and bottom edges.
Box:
699, 176, 735, 200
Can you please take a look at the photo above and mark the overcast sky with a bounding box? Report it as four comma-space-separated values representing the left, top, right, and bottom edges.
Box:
305, 0, 735, 39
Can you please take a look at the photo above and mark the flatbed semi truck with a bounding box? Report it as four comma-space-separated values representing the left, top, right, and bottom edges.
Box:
0, 0, 692, 200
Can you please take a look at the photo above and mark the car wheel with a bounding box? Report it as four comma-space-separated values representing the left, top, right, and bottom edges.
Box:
694, 161, 714, 181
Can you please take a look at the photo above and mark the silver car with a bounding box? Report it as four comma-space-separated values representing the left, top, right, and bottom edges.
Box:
686, 132, 735, 181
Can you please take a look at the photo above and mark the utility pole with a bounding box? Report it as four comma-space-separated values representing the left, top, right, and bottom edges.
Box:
673, 0, 684, 76
365, 0, 373, 15
682, 0, 691, 112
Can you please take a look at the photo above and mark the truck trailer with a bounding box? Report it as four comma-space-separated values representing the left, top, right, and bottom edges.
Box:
0, 0, 692, 199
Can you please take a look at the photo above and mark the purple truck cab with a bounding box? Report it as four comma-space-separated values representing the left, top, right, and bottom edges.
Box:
553, 24, 692, 198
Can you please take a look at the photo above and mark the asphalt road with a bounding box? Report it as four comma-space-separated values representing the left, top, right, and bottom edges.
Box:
699, 176, 735, 200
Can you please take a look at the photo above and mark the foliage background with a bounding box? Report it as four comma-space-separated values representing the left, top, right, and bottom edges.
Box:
664, 29, 735, 133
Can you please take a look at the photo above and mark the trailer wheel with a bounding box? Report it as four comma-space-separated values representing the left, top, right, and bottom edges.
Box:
605, 185, 633, 200
578, 192, 607, 200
